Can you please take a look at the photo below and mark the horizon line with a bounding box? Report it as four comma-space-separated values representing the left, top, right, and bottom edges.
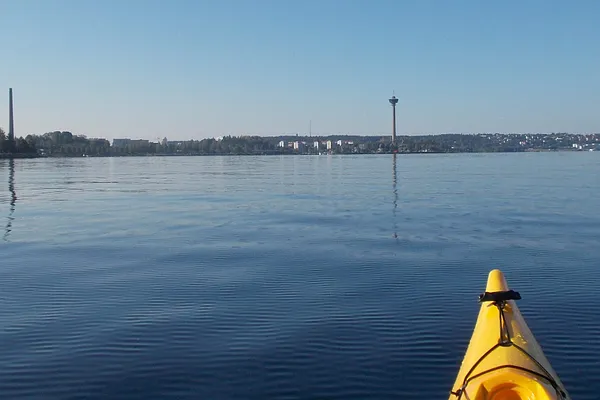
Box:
15, 131, 600, 143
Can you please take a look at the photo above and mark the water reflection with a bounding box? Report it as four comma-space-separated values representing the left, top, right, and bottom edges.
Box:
392, 154, 398, 240
4, 158, 16, 241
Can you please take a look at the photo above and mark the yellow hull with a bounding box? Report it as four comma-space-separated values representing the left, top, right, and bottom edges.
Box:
449, 269, 570, 400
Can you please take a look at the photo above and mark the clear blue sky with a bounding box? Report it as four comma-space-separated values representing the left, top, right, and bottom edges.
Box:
1, 0, 599, 140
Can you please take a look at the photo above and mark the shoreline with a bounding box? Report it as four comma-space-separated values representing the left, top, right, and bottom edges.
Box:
0, 153, 39, 159
1, 148, 594, 159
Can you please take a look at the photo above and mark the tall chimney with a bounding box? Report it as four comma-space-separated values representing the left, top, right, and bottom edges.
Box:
8, 88, 14, 143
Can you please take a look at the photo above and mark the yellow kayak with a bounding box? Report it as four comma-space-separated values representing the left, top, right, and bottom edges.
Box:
449, 269, 570, 400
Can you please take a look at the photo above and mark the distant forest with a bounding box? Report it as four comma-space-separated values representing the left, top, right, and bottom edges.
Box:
0, 128, 37, 157
1, 128, 599, 158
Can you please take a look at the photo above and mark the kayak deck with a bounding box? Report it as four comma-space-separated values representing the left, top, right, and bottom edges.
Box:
449, 269, 570, 400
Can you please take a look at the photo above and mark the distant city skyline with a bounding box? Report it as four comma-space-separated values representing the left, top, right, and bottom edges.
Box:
1, 1, 599, 141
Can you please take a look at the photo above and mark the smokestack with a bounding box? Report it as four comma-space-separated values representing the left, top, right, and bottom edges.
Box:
8, 88, 14, 143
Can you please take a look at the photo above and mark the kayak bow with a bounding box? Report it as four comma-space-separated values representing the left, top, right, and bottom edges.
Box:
449, 269, 570, 400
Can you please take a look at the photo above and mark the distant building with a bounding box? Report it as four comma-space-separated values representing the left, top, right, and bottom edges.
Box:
112, 138, 149, 150
293, 141, 304, 151
112, 138, 131, 147
169, 141, 185, 148
336, 140, 343, 146
314, 141, 320, 149
278, 140, 286, 148
130, 139, 149, 147
326, 140, 333, 150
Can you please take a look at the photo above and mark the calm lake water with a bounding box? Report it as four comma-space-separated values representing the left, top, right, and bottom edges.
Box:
1, 153, 599, 399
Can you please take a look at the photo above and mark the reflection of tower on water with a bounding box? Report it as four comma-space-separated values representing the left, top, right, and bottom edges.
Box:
4, 158, 16, 241
392, 153, 398, 240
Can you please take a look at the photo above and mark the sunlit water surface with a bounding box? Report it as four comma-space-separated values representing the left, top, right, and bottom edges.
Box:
1, 153, 599, 399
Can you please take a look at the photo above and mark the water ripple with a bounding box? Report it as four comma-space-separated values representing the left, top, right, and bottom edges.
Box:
0, 153, 599, 399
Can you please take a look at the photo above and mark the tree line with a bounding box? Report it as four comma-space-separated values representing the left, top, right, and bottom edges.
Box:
1, 129, 599, 157
0, 128, 37, 156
